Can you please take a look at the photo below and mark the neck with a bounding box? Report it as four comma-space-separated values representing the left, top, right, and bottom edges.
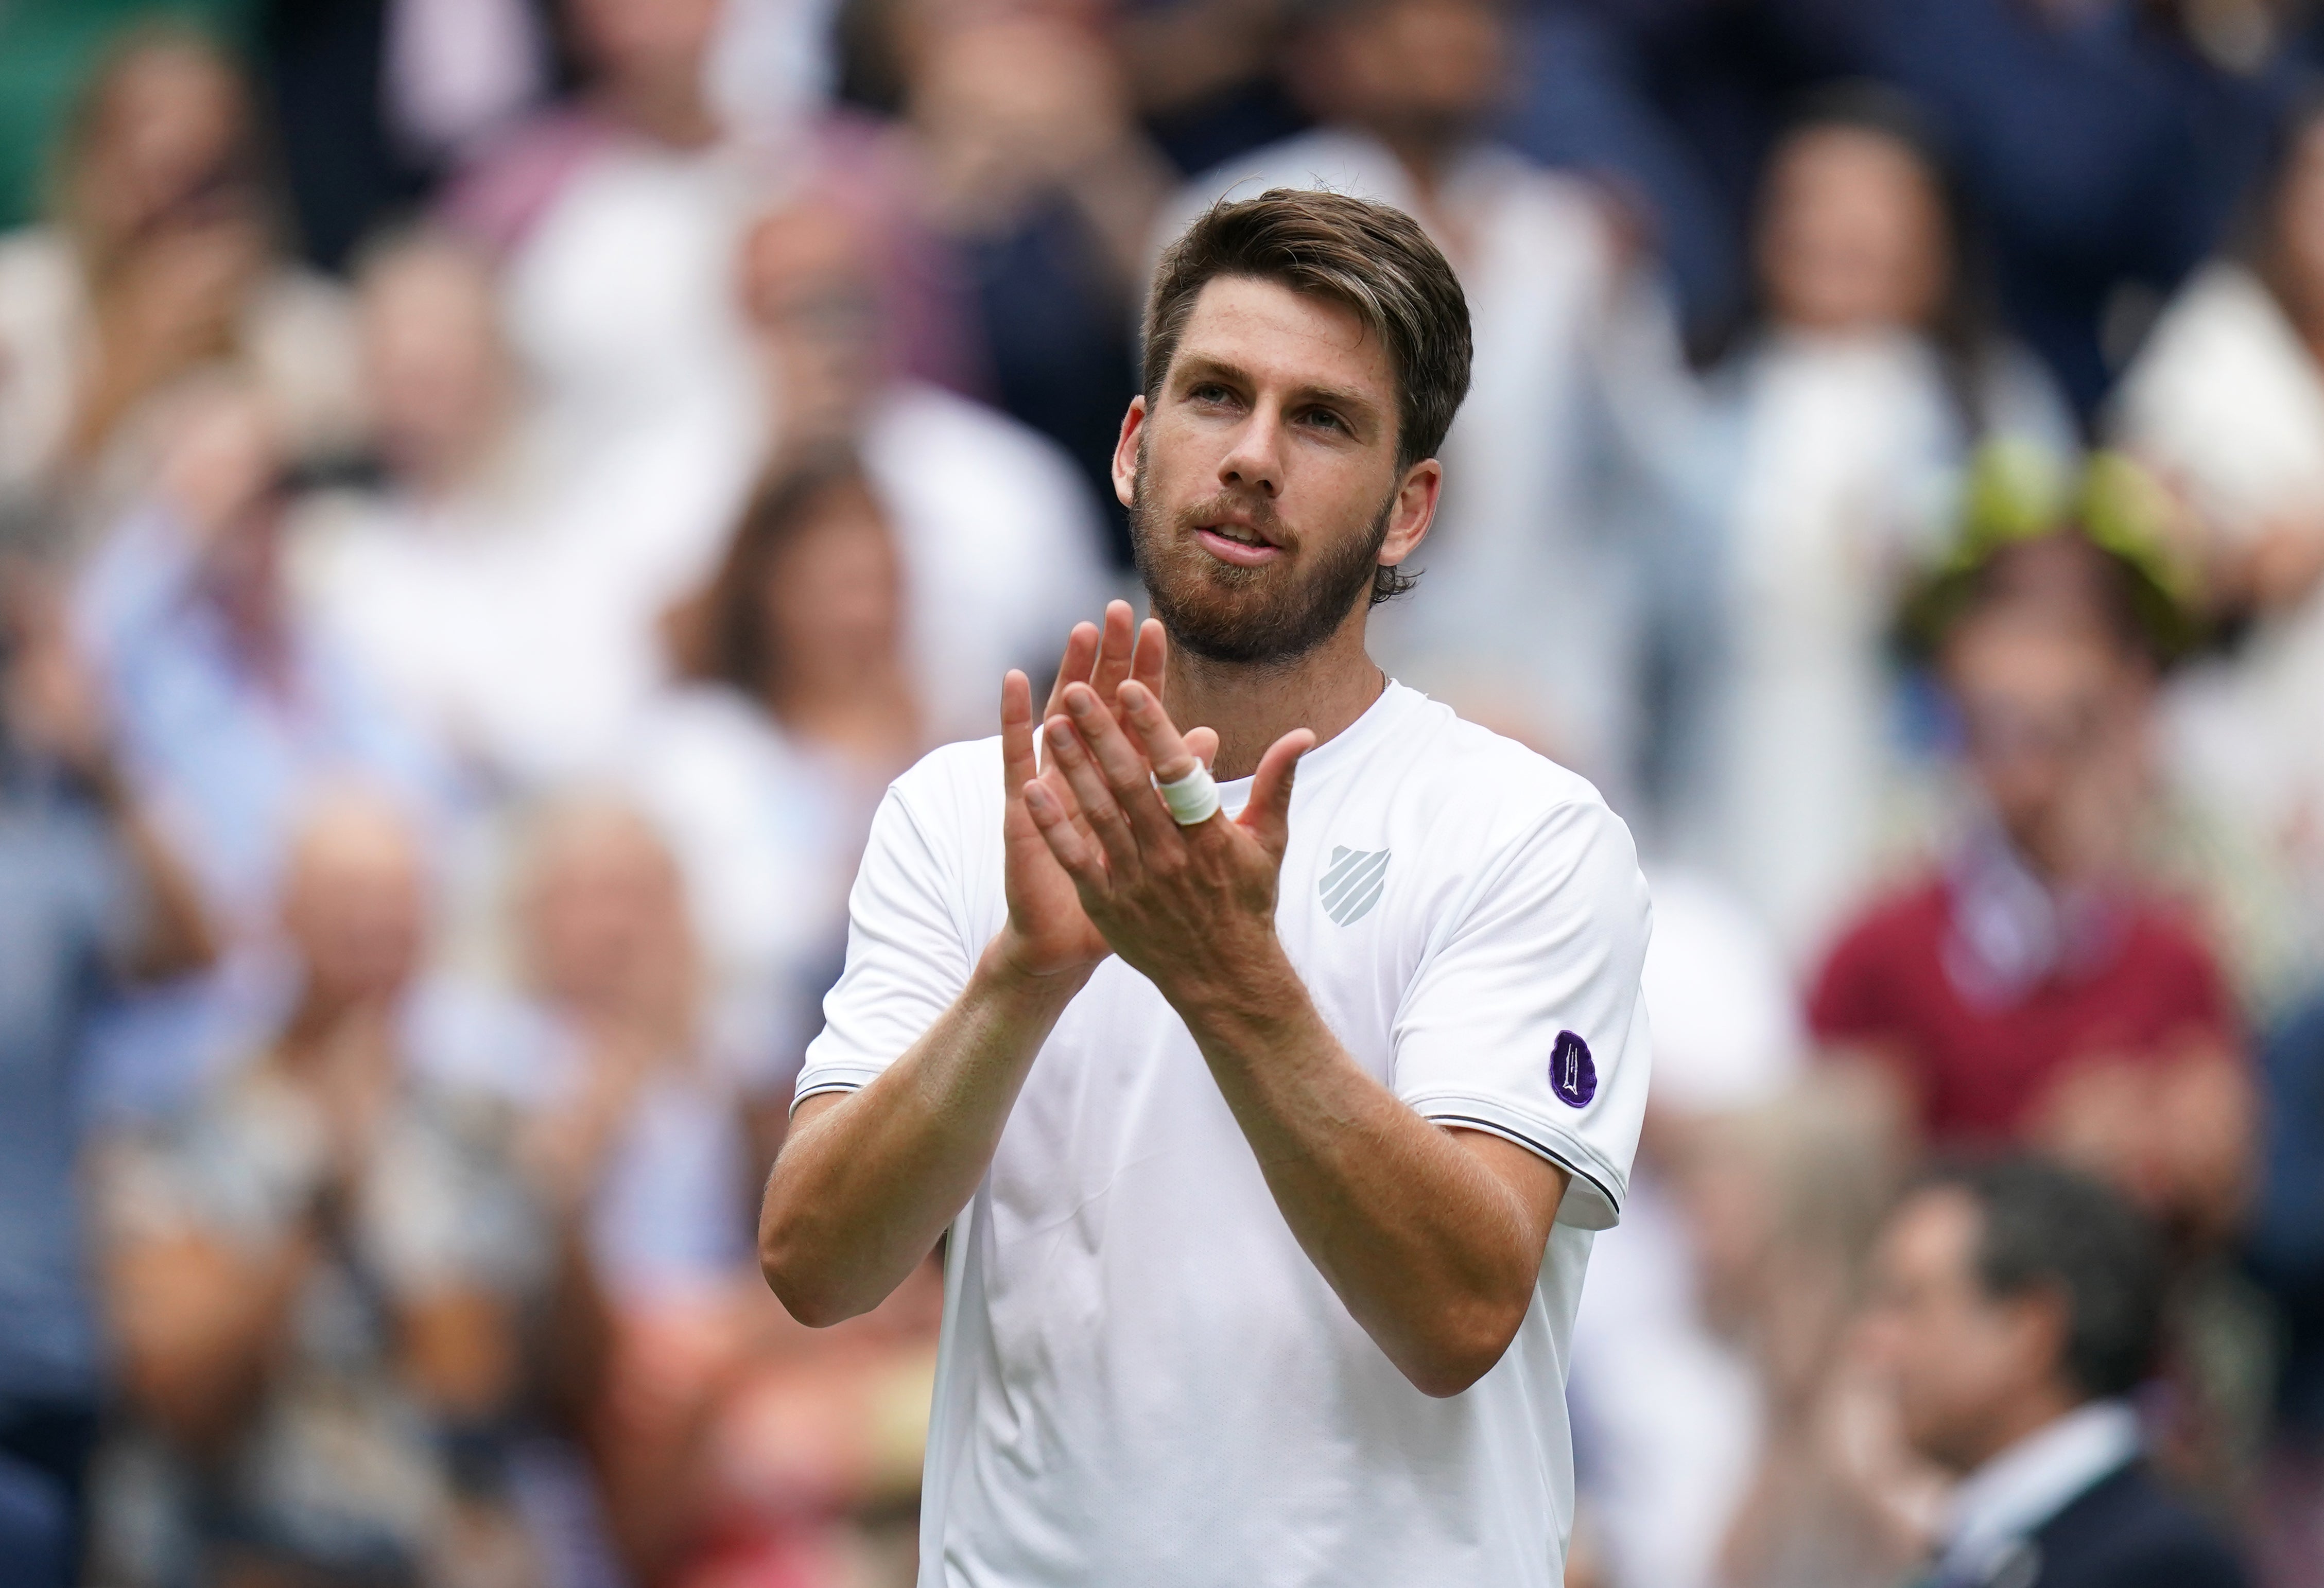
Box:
600, 73, 719, 151
1954, 1385, 2085, 1476
1162, 614, 1384, 781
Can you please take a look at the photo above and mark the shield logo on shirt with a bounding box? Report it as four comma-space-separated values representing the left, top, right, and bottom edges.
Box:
1319, 846, 1390, 926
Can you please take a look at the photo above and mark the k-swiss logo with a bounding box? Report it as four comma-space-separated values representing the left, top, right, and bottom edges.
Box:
1550, 1031, 1597, 1108
1319, 846, 1390, 926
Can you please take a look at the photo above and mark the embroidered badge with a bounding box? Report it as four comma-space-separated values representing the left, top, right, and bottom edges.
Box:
1550, 1031, 1596, 1108
1318, 846, 1390, 926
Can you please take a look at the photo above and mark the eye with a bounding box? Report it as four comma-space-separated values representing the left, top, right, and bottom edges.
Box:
1299, 406, 1349, 434
1187, 381, 1237, 406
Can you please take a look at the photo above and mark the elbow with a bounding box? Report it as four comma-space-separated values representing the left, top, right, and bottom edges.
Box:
1399, 1298, 1529, 1400
756, 1209, 862, 1330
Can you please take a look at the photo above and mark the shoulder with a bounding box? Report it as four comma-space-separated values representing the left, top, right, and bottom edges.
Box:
884, 735, 1004, 834
2036, 1465, 2249, 1588
1807, 875, 1951, 1007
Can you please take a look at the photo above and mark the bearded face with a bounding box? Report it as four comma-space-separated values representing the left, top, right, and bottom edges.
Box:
1128, 438, 1397, 668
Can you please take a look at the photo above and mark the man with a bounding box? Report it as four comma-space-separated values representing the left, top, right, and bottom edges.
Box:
1150, 0, 1692, 796
1810, 482, 2248, 1249
759, 189, 1652, 1584
1862, 1157, 2248, 1588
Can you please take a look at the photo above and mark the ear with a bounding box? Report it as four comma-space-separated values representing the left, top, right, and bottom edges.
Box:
1379, 457, 1443, 573
1112, 395, 1148, 511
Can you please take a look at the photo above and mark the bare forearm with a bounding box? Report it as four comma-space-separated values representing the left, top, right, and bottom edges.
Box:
1173, 958, 1558, 1396
759, 946, 1085, 1325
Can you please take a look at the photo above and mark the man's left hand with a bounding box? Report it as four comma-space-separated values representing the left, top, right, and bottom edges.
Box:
1022, 678, 1311, 1002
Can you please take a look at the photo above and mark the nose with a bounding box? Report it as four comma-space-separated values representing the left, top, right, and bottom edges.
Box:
1217, 405, 1285, 499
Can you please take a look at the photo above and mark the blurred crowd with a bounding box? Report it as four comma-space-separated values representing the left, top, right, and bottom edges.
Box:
5, 0, 2324, 1585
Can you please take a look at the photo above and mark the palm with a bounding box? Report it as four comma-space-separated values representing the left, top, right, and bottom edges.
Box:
997, 605, 1203, 979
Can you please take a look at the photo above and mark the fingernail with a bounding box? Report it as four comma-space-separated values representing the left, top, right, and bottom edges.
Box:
1066, 690, 1094, 716
1048, 720, 1073, 745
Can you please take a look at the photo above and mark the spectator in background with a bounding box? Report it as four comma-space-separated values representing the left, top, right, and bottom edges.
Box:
2249, 991, 2324, 1584
513, 794, 939, 1587
1860, 1157, 2249, 1588
444, 0, 770, 605
1810, 456, 2251, 1253
73, 382, 456, 935
91, 790, 549, 1588
1152, 0, 1692, 798
0, 24, 359, 544
1568, 871, 1809, 1588
1679, 86, 2073, 965
0, 555, 213, 1588
724, 194, 1109, 744
636, 450, 921, 1048
298, 228, 665, 794
884, 0, 1178, 565
2112, 94, 2324, 997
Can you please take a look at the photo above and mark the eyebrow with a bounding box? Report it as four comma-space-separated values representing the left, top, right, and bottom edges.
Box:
1171, 354, 1385, 424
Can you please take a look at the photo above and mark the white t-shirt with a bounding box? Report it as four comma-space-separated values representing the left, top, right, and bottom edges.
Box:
795, 681, 1653, 1587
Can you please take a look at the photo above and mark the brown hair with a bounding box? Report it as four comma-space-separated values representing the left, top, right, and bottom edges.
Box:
666, 447, 886, 696
1142, 187, 1473, 475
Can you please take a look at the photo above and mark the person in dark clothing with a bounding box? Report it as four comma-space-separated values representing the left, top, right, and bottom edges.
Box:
0, 553, 213, 1586
1861, 1156, 2249, 1588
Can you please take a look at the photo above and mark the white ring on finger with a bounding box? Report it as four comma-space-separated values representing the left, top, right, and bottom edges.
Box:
1156, 763, 1220, 826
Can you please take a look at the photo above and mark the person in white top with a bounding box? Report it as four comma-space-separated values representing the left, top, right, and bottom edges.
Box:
1149, 0, 1691, 797
759, 188, 1652, 1586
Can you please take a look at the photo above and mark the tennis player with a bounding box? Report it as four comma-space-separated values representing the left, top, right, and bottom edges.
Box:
759, 188, 1652, 1586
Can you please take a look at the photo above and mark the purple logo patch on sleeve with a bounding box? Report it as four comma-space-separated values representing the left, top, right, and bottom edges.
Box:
1550, 1031, 1596, 1108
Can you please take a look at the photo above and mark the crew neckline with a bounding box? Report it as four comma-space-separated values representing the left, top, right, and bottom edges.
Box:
1215, 678, 1421, 812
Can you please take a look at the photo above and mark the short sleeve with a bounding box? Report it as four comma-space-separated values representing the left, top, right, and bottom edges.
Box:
793, 778, 977, 1108
1392, 798, 1652, 1230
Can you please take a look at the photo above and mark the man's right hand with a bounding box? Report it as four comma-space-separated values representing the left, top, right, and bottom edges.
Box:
994, 600, 1214, 982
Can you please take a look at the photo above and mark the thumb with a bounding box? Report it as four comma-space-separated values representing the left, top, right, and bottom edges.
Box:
1238, 729, 1314, 857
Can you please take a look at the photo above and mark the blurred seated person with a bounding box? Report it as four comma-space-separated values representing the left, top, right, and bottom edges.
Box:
1680, 87, 2074, 966
91, 789, 548, 1588
1809, 453, 2251, 1250
0, 554, 213, 1587
1861, 1157, 2250, 1588
878, 0, 1178, 562
2246, 992, 2324, 1577
297, 228, 667, 792
2112, 94, 2324, 986
727, 194, 1109, 744
442, 0, 769, 545
1567, 871, 1810, 1588
1151, 0, 1690, 795
0, 24, 359, 542
637, 448, 922, 1039
513, 794, 940, 1585
73, 380, 457, 933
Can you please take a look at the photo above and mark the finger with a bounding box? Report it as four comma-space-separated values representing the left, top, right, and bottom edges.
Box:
1042, 622, 1102, 722
1114, 679, 1200, 782
1046, 714, 1143, 877
1023, 778, 1108, 895
1184, 726, 1219, 771
1238, 728, 1315, 860
1001, 670, 1038, 803
1063, 682, 1182, 851
1089, 600, 1138, 707
1129, 617, 1167, 701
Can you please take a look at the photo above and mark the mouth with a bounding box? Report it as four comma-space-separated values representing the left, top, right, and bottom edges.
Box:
1192, 518, 1284, 567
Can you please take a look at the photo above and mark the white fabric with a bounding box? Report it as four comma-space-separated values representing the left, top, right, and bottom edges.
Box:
1689, 329, 2073, 964
625, 684, 877, 1024
1936, 1400, 2141, 1582
857, 383, 1116, 745
1153, 131, 1687, 791
2112, 261, 2324, 935
797, 681, 1653, 1587
385, 0, 544, 158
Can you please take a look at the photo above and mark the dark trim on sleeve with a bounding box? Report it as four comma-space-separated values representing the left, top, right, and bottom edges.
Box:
1427, 1112, 1624, 1218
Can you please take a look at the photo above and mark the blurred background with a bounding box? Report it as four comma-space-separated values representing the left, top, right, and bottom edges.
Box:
4, 0, 2324, 1584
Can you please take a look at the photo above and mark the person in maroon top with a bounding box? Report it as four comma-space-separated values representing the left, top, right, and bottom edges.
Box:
1809, 504, 2252, 1248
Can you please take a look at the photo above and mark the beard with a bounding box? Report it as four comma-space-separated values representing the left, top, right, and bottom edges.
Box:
1128, 455, 1397, 668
